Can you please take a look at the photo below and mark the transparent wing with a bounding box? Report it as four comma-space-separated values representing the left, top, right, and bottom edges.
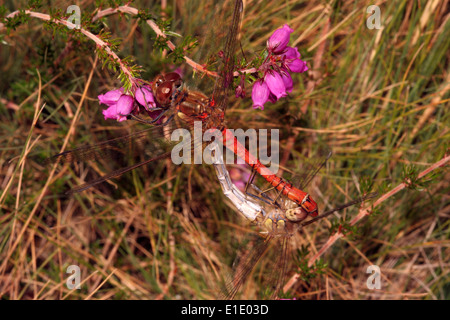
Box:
213, 0, 243, 113
261, 236, 291, 299
47, 115, 205, 194
47, 126, 163, 164
221, 234, 272, 300
221, 233, 294, 300
173, 0, 243, 98
64, 152, 171, 194
48, 117, 185, 161
294, 148, 332, 191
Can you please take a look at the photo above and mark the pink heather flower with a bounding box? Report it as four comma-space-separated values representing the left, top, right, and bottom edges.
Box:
98, 88, 124, 106
102, 95, 134, 122
241, 27, 308, 110
268, 93, 277, 103
282, 46, 308, 73
267, 24, 294, 54
235, 85, 245, 98
251, 80, 270, 110
116, 95, 134, 114
287, 58, 308, 73
235, 75, 246, 98
102, 105, 121, 121
280, 71, 293, 93
283, 46, 301, 59
135, 85, 156, 110
265, 71, 287, 100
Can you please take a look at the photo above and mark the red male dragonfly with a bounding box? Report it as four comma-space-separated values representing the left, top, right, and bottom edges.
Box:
49, 0, 318, 224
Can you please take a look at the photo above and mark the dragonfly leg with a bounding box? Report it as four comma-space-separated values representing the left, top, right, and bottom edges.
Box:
158, 113, 176, 126
131, 112, 175, 127
243, 166, 281, 204
243, 173, 283, 209
245, 189, 282, 209
244, 167, 257, 195
130, 108, 170, 125
272, 182, 286, 205
244, 168, 273, 201
257, 179, 284, 205
249, 184, 274, 202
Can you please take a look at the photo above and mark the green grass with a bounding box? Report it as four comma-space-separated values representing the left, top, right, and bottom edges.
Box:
0, 0, 449, 300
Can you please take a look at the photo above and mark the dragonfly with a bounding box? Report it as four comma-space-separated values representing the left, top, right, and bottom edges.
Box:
211, 143, 377, 299
49, 0, 320, 227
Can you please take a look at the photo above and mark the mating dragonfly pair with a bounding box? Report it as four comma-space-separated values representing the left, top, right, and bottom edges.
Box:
49, 0, 376, 299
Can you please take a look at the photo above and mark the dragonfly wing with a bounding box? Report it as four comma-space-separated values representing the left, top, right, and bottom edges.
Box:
67, 128, 203, 194
220, 234, 272, 300
48, 128, 152, 164
220, 232, 294, 300
47, 115, 201, 194
264, 236, 291, 299
171, 0, 242, 100
213, 0, 243, 114
66, 152, 173, 194
293, 147, 332, 191
46, 118, 185, 165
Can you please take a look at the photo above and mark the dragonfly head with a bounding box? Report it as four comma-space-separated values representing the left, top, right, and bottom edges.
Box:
285, 206, 308, 222
151, 72, 183, 106
284, 198, 308, 222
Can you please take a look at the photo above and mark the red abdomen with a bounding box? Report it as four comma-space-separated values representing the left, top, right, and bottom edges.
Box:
222, 128, 319, 216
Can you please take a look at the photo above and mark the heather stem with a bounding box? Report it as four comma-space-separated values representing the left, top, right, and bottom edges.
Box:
283, 152, 450, 293
0, 10, 136, 85
92, 5, 257, 78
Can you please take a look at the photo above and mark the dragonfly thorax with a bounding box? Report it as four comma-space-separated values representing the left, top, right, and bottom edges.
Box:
176, 90, 210, 118
261, 208, 288, 236
151, 72, 213, 121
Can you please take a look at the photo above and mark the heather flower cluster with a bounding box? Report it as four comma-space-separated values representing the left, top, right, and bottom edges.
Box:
98, 85, 157, 122
98, 25, 306, 121
249, 24, 308, 110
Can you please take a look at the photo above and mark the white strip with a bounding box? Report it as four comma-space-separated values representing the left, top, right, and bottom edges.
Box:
211, 143, 264, 222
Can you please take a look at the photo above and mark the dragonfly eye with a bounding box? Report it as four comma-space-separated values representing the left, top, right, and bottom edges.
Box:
285, 207, 308, 222
156, 82, 173, 105
164, 72, 181, 83
153, 75, 165, 86
165, 73, 182, 89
